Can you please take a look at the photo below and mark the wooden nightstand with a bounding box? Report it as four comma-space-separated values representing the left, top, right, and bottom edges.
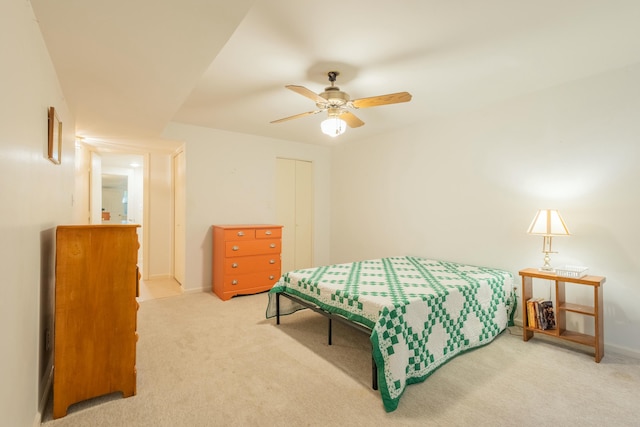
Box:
519, 268, 606, 362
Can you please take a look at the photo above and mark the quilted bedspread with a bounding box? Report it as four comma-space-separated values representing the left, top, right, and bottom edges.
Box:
266, 256, 515, 412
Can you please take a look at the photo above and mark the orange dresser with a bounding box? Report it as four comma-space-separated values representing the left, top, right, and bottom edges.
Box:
212, 224, 283, 301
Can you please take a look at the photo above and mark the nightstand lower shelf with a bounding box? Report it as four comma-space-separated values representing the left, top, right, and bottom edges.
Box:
524, 326, 596, 347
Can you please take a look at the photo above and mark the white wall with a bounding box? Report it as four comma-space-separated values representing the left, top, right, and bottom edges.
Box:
0, 2, 75, 425
162, 124, 332, 292
331, 63, 640, 355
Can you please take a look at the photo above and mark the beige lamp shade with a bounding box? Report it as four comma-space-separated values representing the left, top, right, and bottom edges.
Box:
527, 209, 570, 236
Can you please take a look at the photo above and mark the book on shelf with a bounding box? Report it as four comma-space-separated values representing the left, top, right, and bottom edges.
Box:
526, 298, 556, 330
539, 300, 556, 330
526, 298, 537, 328
535, 299, 544, 328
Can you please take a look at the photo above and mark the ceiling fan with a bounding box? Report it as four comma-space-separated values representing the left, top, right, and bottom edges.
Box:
271, 71, 412, 137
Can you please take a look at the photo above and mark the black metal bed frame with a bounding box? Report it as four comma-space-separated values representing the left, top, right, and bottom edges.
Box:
275, 292, 379, 390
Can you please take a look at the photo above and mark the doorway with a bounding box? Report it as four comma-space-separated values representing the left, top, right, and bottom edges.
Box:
90, 151, 146, 271
101, 174, 128, 223
81, 143, 182, 299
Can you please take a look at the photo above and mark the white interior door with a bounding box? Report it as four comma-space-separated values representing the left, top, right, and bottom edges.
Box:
276, 158, 313, 273
173, 150, 186, 286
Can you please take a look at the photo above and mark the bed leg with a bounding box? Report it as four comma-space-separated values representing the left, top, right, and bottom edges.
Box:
276, 293, 280, 325
372, 356, 378, 390
328, 318, 332, 345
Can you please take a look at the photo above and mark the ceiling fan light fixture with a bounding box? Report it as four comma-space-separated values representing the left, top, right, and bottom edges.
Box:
272, 71, 412, 135
321, 117, 346, 137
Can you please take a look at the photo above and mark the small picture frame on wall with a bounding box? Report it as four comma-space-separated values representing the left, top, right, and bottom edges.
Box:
48, 106, 62, 164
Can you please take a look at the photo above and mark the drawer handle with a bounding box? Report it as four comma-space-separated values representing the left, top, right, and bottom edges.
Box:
232, 263, 238, 268
269, 259, 275, 264
270, 243, 276, 248
265, 230, 272, 235
232, 246, 239, 251
237, 231, 245, 237
231, 280, 238, 285
269, 275, 275, 280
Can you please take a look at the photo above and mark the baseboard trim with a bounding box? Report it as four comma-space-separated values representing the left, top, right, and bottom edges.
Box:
182, 287, 206, 295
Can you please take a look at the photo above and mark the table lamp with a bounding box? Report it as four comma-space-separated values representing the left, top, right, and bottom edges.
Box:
527, 209, 570, 271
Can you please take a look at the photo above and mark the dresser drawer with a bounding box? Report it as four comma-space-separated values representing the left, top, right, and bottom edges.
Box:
224, 255, 281, 275
222, 228, 256, 241
221, 270, 281, 291
255, 227, 281, 239
225, 239, 281, 257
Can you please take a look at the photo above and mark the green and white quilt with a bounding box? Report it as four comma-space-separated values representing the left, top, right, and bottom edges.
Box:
266, 256, 515, 412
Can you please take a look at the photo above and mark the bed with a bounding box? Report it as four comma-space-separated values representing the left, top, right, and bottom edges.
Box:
265, 256, 515, 412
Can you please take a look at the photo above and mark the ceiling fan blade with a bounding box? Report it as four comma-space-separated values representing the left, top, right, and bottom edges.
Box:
351, 91, 412, 109
286, 85, 326, 104
339, 111, 365, 128
270, 110, 321, 124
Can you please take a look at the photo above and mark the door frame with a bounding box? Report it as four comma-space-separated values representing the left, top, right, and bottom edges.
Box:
172, 148, 186, 286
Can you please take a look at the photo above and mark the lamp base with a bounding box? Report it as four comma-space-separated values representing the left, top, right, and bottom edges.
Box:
539, 250, 554, 272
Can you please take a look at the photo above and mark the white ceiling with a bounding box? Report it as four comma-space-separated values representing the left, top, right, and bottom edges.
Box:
31, 0, 640, 148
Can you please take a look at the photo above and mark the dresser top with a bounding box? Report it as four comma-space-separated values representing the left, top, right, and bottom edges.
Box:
213, 224, 282, 229
57, 224, 140, 229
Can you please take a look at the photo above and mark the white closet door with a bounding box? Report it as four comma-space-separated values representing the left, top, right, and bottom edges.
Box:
294, 160, 313, 269
276, 158, 313, 273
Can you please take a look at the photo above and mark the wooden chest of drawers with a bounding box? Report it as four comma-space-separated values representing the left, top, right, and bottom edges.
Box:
212, 224, 283, 301
53, 225, 139, 418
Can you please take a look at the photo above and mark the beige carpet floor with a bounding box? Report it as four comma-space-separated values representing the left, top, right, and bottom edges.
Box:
42, 291, 640, 426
